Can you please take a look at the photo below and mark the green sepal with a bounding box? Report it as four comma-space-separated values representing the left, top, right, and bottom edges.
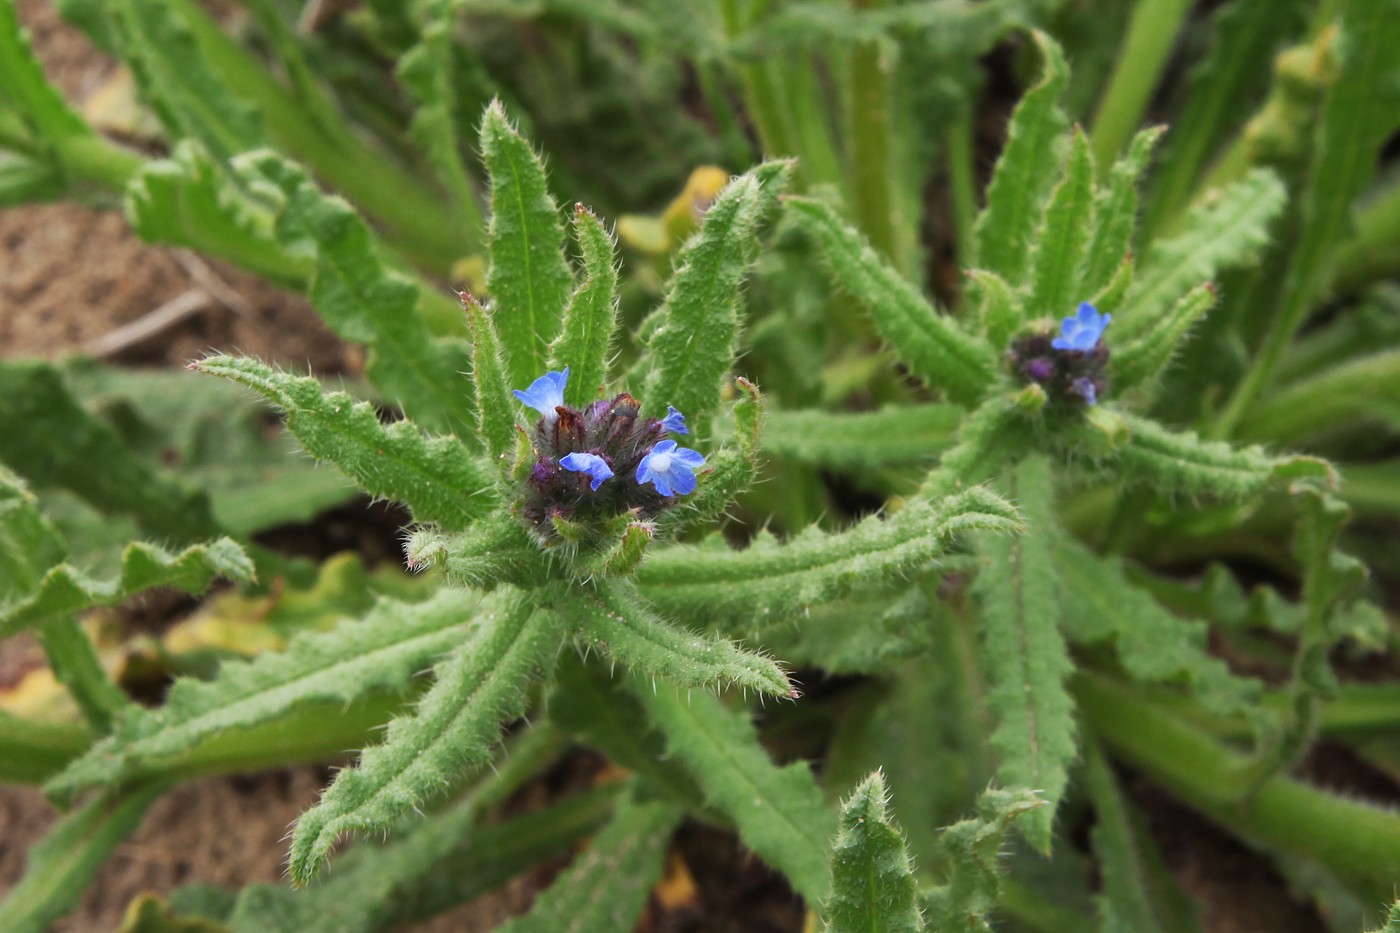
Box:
0, 784, 166, 933
973, 30, 1070, 285
1028, 126, 1097, 319
44, 587, 479, 804
642, 171, 769, 426
232, 151, 474, 438
460, 291, 518, 464
495, 788, 681, 933
1083, 125, 1165, 298
588, 519, 653, 578
1110, 283, 1218, 392
823, 770, 924, 933
972, 457, 1075, 852
193, 356, 496, 531
480, 100, 573, 387
287, 592, 561, 884
549, 204, 620, 407
403, 512, 547, 591
787, 197, 997, 405
639, 487, 1022, 632
563, 580, 793, 698
629, 678, 837, 906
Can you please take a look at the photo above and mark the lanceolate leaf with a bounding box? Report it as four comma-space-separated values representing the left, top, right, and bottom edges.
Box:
1, 537, 252, 641
0, 360, 219, 543
460, 293, 517, 462
1117, 169, 1286, 344
1084, 125, 1166, 298
563, 580, 793, 698
39, 617, 133, 734
194, 356, 496, 530
642, 173, 765, 425
0, 467, 67, 606
788, 197, 998, 405
824, 771, 924, 933
1242, 349, 1400, 444
973, 31, 1070, 285
0, 784, 165, 933
973, 456, 1074, 852
638, 488, 1021, 631
46, 588, 477, 803
288, 592, 560, 883
496, 790, 681, 933
549, 204, 620, 407
631, 679, 837, 906
1028, 127, 1096, 319
761, 404, 962, 469
1111, 283, 1217, 391
480, 100, 574, 387
233, 152, 474, 438
0, 0, 99, 164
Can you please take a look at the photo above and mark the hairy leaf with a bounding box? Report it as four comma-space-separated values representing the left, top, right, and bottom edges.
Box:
549, 204, 620, 407
497, 790, 681, 933
967, 269, 1020, 351
1244, 349, 1400, 444
1111, 283, 1217, 392
788, 197, 997, 405
973, 456, 1074, 852
233, 152, 474, 437
0, 467, 66, 604
194, 356, 495, 530
1084, 125, 1165, 298
460, 292, 517, 461
973, 30, 1070, 285
1028, 127, 1096, 318
480, 100, 573, 386
0, 0, 99, 177
639, 487, 1021, 631
46, 588, 477, 802
658, 377, 765, 533
760, 404, 961, 469
288, 592, 560, 883
824, 770, 924, 933
39, 616, 133, 733
632, 679, 837, 905
564, 580, 793, 698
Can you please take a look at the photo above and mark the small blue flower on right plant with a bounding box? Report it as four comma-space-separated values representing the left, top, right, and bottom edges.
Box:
1051, 302, 1111, 352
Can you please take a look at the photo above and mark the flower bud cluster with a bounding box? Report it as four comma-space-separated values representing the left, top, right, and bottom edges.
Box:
513, 368, 705, 541
1006, 302, 1111, 406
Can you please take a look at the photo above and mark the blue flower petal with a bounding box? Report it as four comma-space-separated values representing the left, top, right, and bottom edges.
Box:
661, 406, 689, 435
1070, 377, 1099, 405
512, 367, 570, 418
560, 451, 613, 491
1051, 303, 1111, 352
636, 439, 705, 497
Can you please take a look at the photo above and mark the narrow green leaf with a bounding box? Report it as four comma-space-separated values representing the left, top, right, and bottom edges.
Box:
194, 356, 495, 530
921, 788, 1047, 933
0, 360, 219, 542
404, 512, 545, 591
549, 204, 619, 407
127, 141, 308, 289
39, 616, 133, 733
1083, 739, 1201, 933
1028, 127, 1096, 318
1, 537, 252, 641
0, 467, 67, 604
787, 197, 998, 405
1242, 349, 1400, 444
0, 0, 97, 154
967, 269, 1020, 353
460, 292, 517, 462
1110, 282, 1217, 392
1117, 169, 1286, 344
1110, 413, 1334, 500
0, 709, 90, 785
108, 0, 265, 160
497, 790, 681, 933
1366, 903, 1400, 933
973, 456, 1075, 852
480, 100, 573, 386
0, 784, 165, 933
1053, 537, 1261, 717
631, 679, 837, 905
824, 770, 924, 933
973, 31, 1070, 285
638, 487, 1022, 631
233, 152, 475, 438
760, 404, 961, 469
564, 580, 794, 698
288, 592, 560, 883
642, 173, 766, 425
1084, 125, 1165, 298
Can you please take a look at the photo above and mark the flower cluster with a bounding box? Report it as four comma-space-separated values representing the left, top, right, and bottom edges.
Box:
1006, 302, 1111, 405
512, 368, 706, 540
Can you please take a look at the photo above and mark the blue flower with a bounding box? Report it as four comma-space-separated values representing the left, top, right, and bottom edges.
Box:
636, 439, 705, 496
660, 405, 689, 435
1051, 303, 1111, 352
1070, 377, 1099, 405
513, 367, 569, 419
560, 451, 613, 491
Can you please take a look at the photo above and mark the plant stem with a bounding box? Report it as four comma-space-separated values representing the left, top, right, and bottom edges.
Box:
1088, 0, 1193, 173
1076, 672, 1400, 904
0, 710, 91, 785
847, 0, 897, 263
